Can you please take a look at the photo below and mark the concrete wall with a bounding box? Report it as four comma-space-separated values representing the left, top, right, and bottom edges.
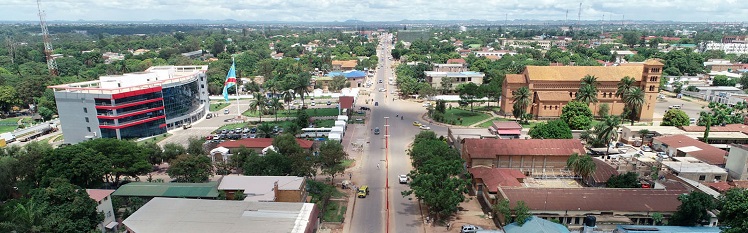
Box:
95, 195, 116, 233
54, 91, 108, 143
726, 146, 748, 180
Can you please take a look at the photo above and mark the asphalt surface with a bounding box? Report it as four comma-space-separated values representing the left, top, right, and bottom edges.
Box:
653, 95, 706, 121
349, 33, 449, 233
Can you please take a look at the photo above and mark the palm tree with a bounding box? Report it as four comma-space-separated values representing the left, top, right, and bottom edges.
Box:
249, 92, 268, 122
293, 75, 311, 108
256, 123, 274, 138
596, 115, 622, 157
269, 97, 284, 121
581, 75, 599, 88
0, 199, 45, 233
512, 87, 532, 123
623, 87, 645, 125
282, 90, 294, 115
576, 84, 598, 104
567, 153, 596, 180
616, 76, 636, 99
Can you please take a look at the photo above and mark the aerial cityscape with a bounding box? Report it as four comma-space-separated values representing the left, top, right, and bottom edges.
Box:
1, 1, 748, 233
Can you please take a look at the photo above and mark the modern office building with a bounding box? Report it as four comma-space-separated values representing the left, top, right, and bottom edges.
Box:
49, 66, 209, 143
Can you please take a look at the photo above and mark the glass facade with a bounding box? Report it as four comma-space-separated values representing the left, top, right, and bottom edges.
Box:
118, 119, 166, 138
162, 79, 200, 120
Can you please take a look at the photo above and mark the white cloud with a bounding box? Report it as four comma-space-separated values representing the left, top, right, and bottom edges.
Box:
0, 0, 745, 22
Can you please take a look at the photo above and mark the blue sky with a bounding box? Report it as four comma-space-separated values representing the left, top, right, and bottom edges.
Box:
1, 0, 746, 22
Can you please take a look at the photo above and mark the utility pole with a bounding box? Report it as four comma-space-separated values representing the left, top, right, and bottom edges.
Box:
37, 0, 58, 76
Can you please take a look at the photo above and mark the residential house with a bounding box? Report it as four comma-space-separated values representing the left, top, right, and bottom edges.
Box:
181, 50, 204, 59
338, 96, 355, 115
312, 76, 333, 91
446, 58, 466, 65
461, 138, 586, 175
726, 144, 748, 180
704, 59, 742, 72
332, 60, 358, 71
217, 175, 307, 202
702, 41, 748, 55
682, 86, 742, 103
122, 198, 319, 233
473, 50, 517, 59
652, 135, 727, 166
586, 158, 619, 187
433, 63, 467, 72
424, 71, 484, 90
446, 128, 497, 153
501, 60, 663, 121
87, 189, 118, 233
468, 167, 525, 206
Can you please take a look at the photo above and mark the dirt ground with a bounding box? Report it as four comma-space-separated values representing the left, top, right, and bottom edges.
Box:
424, 194, 499, 233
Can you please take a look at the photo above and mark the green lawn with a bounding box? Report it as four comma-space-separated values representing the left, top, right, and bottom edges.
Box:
136, 133, 171, 145
243, 108, 339, 118
471, 105, 500, 112
210, 102, 230, 112
0, 118, 19, 134
442, 108, 491, 126
477, 117, 500, 128
314, 119, 336, 128
322, 201, 347, 222
217, 122, 250, 131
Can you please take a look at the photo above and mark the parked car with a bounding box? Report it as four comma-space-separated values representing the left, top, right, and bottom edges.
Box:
398, 175, 408, 184
641, 145, 653, 152
250, 127, 257, 134
224, 109, 230, 114
311, 102, 316, 106
182, 123, 191, 129
461, 225, 483, 233
206, 113, 212, 119
657, 152, 669, 159
616, 142, 626, 148
327, 101, 332, 105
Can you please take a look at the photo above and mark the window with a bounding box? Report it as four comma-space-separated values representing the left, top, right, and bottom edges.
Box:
87, 127, 91, 132
555, 105, 558, 110
651, 68, 661, 73
468, 77, 472, 82
544, 106, 547, 110
649, 85, 655, 91
85, 117, 89, 123
107, 211, 112, 217
715, 176, 722, 181
699, 175, 706, 181
83, 107, 88, 113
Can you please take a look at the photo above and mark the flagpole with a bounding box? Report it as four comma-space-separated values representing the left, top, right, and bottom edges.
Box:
233, 57, 240, 118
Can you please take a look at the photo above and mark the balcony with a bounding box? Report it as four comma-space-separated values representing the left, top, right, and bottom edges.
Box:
97, 106, 165, 120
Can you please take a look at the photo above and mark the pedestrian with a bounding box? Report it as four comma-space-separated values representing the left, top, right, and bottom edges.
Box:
349, 173, 352, 180
377, 163, 380, 169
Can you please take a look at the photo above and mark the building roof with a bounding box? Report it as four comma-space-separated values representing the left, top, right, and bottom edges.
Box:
504, 216, 570, 233
500, 187, 685, 213
591, 158, 619, 184
535, 91, 572, 101
644, 59, 665, 66
112, 182, 219, 198
218, 176, 305, 202
525, 65, 645, 82
48, 65, 208, 94
446, 58, 466, 64
86, 189, 115, 202
463, 138, 586, 159
615, 225, 721, 233
505, 74, 526, 84
680, 123, 748, 133
217, 138, 314, 149
123, 198, 316, 233
339, 96, 355, 110
705, 181, 732, 192
331, 60, 357, 68
654, 135, 727, 165
490, 121, 522, 135
469, 167, 525, 192
424, 71, 485, 78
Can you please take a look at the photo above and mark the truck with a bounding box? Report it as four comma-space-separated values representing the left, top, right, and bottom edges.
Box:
0, 132, 15, 143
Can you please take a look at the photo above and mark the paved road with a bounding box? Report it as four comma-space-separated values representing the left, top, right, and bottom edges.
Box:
349, 33, 448, 233
653, 95, 707, 121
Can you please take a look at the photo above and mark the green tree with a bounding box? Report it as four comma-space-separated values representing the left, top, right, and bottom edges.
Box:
652, 212, 664, 226
329, 75, 347, 92
457, 82, 481, 111
670, 191, 715, 226
38, 145, 110, 188
186, 137, 205, 155
622, 31, 642, 48
596, 115, 622, 156
269, 97, 284, 121
623, 87, 645, 125
249, 92, 268, 122
738, 72, 748, 89
492, 199, 512, 226
713, 75, 736, 86
576, 84, 598, 104
661, 109, 691, 126
318, 141, 348, 184
167, 155, 213, 183
0, 85, 21, 113
606, 172, 640, 188
566, 153, 596, 179
560, 101, 594, 130
243, 151, 293, 176
37, 106, 54, 121
29, 179, 103, 233
514, 201, 532, 226
161, 143, 186, 163
528, 120, 573, 139
597, 103, 610, 118
0, 198, 45, 233
79, 138, 151, 185
717, 188, 748, 233
512, 87, 532, 123
616, 76, 636, 99
256, 123, 274, 138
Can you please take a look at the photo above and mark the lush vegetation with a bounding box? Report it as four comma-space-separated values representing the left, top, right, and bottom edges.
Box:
661, 109, 691, 127
528, 120, 573, 139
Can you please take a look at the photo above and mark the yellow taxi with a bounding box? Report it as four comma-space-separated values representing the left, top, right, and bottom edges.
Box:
357, 185, 369, 198
412, 121, 422, 127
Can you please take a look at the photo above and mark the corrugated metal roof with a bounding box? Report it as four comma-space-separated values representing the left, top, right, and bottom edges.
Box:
464, 138, 586, 159
113, 182, 219, 198
526, 65, 645, 82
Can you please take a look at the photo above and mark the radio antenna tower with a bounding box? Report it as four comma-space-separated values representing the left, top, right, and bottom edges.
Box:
577, 2, 582, 25
37, 0, 58, 76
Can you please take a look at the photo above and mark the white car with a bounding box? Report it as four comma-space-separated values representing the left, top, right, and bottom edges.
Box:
419, 125, 431, 130
398, 175, 408, 184
311, 102, 316, 106
641, 145, 653, 152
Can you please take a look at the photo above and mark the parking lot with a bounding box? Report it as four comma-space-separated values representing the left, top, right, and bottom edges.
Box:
653, 95, 708, 121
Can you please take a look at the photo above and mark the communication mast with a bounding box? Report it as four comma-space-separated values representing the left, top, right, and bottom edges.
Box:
37, 0, 58, 76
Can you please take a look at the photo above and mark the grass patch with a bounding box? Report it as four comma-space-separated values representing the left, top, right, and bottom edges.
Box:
217, 122, 250, 131
314, 119, 336, 128
341, 159, 355, 168
471, 105, 500, 112
53, 135, 64, 142
442, 108, 491, 126
0, 118, 19, 134
476, 117, 500, 128
243, 108, 340, 118
136, 133, 172, 145
349, 118, 365, 124
322, 201, 347, 222
210, 102, 230, 112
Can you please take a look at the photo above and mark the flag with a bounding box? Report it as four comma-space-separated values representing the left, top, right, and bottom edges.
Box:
222, 61, 237, 102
